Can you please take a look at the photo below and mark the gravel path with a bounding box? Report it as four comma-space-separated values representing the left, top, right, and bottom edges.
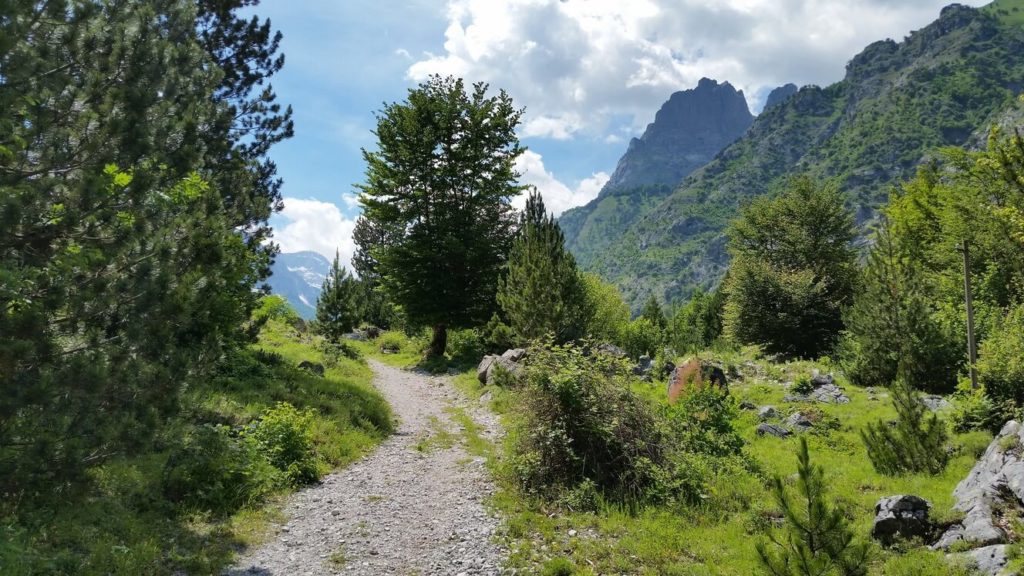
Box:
227, 360, 506, 576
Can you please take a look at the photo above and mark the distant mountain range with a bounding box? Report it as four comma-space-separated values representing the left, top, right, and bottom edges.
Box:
564, 1, 1024, 310
266, 251, 329, 319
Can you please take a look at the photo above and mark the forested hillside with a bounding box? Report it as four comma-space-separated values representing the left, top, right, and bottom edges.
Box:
582, 1, 1024, 308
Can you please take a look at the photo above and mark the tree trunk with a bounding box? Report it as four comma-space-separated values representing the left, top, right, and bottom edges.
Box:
428, 323, 447, 358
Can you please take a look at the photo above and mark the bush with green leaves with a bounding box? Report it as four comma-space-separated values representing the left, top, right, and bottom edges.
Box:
482, 313, 516, 354
621, 317, 664, 360
724, 176, 858, 359
978, 303, 1024, 412
756, 438, 871, 576
446, 328, 486, 365
666, 384, 744, 458
508, 342, 676, 505
247, 402, 320, 486
670, 286, 726, 354
162, 425, 279, 515
949, 381, 1003, 434
316, 252, 364, 341
581, 273, 630, 344
861, 380, 949, 476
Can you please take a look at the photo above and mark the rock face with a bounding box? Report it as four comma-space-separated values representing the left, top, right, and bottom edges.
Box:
934, 420, 1024, 551
601, 78, 754, 191
477, 349, 527, 385
763, 83, 798, 111
267, 250, 331, 319
667, 359, 728, 404
871, 495, 931, 545
966, 544, 1009, 576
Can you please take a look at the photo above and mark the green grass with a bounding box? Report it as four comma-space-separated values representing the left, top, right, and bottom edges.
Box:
2, 318, 391, 575
465, 347, 994, 575
988, 0, 1024, 26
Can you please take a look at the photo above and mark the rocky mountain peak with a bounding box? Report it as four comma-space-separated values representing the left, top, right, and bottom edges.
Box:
763, 83, 798, 111
602, 78, 754, 192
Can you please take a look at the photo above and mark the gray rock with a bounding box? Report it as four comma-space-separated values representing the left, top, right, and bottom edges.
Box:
486, 356, 522, 384
342, 331, 368, 341
810, 370, 834, 387
594, 343, 627, 358
756, 423, 792, 438
920, 395, 950, 412
785, 382, 850, 404
298, 360, 325, 377
871, 495, 931, 545
965, 544, 1009, 576
758, 406, 778, 420
476, 355, 498, 384
633, 355, 654, 376
934, 420, 1024, 550
739, 400, 756, 411
500, 348, 527, 363
786, 412, 813, 432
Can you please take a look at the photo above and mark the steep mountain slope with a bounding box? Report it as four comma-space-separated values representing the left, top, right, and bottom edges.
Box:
267, 251, 330, 318
585, 2, 1024, 309
560, 79, 753, 268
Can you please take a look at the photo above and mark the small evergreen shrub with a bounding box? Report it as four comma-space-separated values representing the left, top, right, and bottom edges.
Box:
756, 438, 871, 576
949, 381, 1004, 433
247, 402, 320, 486
792, 374, 815, 396
861, 380, 949, 476
161, 425, 279, 514
541, 557, 576, 576
482, 313, 516, 354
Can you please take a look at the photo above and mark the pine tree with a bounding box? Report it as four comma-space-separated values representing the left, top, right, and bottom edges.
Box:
838, 220, 960, 392
357, 76, 525, 357
497, 190, 592, 344
671, 286, 726, 354
756, 438, 871, 576
724, 176, 858, 358
316, 252, 363, 341
861, 379, 949, 476
641, 295, 667, 330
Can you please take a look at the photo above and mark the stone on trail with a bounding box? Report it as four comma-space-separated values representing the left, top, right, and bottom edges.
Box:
871, 495, 931, 545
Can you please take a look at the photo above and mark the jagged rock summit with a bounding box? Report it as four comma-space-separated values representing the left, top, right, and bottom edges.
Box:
763, 83, 798, 111
603, 78, 754, 192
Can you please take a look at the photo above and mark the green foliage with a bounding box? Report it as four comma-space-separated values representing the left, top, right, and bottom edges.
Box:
666, 385, 744, 458
949, 382, 1003, 434
792, 374, 815, 396
670, 286, 726, 354
641, 295, 668, 330
161, 425, 279, 515
977, 303, 1024, 409
621, 317, 664, 360
316, 252, 363, 340
446, 328, 486, 366
253, 295, 301, 326
246, 402, 320, 486
724, 176, 858, 358
541, 557, 577, 576
482, 313, 516, 354
508, 342, 675, 505
357, 75, 525, 355
498, 191, 592, 344
580, 272, 631, 344
0, 0, 291, 497
756, 438, 871, 576
839, 220, 961, 393
861, 380, 949, 475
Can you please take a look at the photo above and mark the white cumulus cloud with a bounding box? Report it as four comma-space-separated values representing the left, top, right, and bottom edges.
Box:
408, 0, 988, 132
273, 197, 357, 269
515, 150, 609, 216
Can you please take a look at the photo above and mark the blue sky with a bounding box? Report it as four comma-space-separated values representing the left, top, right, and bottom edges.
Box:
257, 0, 988, 268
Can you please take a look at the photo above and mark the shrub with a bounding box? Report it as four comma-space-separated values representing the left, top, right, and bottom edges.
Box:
949, 380, 1004, 433
446, 328, 485, 365
621, 317, 664, 360
378, 331, 406, 354
541, 558, 576, 576
581, 273, 630, 344
482, 313, 516, 354
247, 403, 320, 486
792, 374, 815, 396
670, 287, 725, 354
667, 384, 744, 458
161, 425, 279, 515
861, 380, 949, 476
756, 438, 871, 576
978, 304, 1024, 410
508, 342, 677, 505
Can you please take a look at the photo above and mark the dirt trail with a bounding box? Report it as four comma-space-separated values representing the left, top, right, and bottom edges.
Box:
227, 359, 506, 576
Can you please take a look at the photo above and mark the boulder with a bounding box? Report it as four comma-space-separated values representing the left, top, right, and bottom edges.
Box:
342, 331, 367, 341
364, 325, 381, 339
633, 355, 654, 376
667, 359, 728, 404
739, 400, 756, 411
298, 360, 325, 377
501, 348, 527, 363
810, 369, 834, 387
477, 355, 498, 384
784, 382, 850, 404
758, 406, 778, 420
486, 356, 523, 385
965, 544, 1010, 576
920, 395, 950, 412
871, 495, 931, 545
756, 423, 791, 438
594, 343, 627, 358
786, 412, 813, 432
933, 420, 1024, 550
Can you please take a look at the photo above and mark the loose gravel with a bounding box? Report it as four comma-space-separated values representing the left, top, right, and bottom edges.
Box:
227, 360, 506, 576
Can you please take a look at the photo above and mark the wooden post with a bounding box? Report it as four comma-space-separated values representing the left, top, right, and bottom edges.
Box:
961, 240, 979, 390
